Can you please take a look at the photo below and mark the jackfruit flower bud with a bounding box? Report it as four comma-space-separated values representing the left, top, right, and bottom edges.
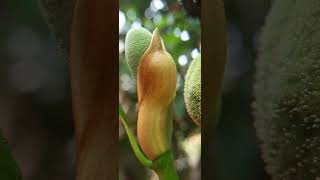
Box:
137, 29, 177, 160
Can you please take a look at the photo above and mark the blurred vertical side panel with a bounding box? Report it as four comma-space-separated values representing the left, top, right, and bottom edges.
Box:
201, 0, 227, 179
69, 0, 118, 179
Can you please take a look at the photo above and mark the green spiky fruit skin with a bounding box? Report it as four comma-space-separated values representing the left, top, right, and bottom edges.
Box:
38, 0, 74, 57
253, 0, 320, 179
184, 55, 201, 125
125, 27, 152, 79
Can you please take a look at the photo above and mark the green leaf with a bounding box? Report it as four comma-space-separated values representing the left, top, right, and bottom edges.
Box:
0, 133, 22, 180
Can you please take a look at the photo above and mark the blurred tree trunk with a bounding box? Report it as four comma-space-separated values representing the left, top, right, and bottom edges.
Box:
69, 0, 118, 179
202, 0, 226, 179
224, 0, 271, 52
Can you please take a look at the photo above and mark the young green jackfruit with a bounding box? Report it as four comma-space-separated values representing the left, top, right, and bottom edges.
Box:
125, 27, 152, 78
253, 0, 320, 179
137, 29, 177, 160
184, 55, 201, 126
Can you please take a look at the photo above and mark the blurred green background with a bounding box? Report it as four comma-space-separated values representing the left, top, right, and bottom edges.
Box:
0, 0, 273, 180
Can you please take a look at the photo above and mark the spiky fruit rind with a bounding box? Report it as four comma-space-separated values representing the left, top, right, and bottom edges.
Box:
184, 55, 201, 125
253, 0, 320, 179
125, 27, 152, 78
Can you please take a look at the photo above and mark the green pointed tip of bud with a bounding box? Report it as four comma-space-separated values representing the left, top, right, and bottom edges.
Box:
184, 55, 201, 126
125, 27, 152, 78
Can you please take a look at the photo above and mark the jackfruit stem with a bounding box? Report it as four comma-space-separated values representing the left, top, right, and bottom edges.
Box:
152, 151, 179, 180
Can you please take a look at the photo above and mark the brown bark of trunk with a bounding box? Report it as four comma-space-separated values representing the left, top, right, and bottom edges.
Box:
202, 0, 227, 179
69, 0, 118, 179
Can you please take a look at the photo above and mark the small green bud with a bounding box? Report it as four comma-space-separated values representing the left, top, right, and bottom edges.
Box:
184, 55, 201, 126
125, 27, 152, 78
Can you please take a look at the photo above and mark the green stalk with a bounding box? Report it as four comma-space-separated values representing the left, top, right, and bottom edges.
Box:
152, 151, 179, 180
119, 104, 179, 179
119, 104, 153, 168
